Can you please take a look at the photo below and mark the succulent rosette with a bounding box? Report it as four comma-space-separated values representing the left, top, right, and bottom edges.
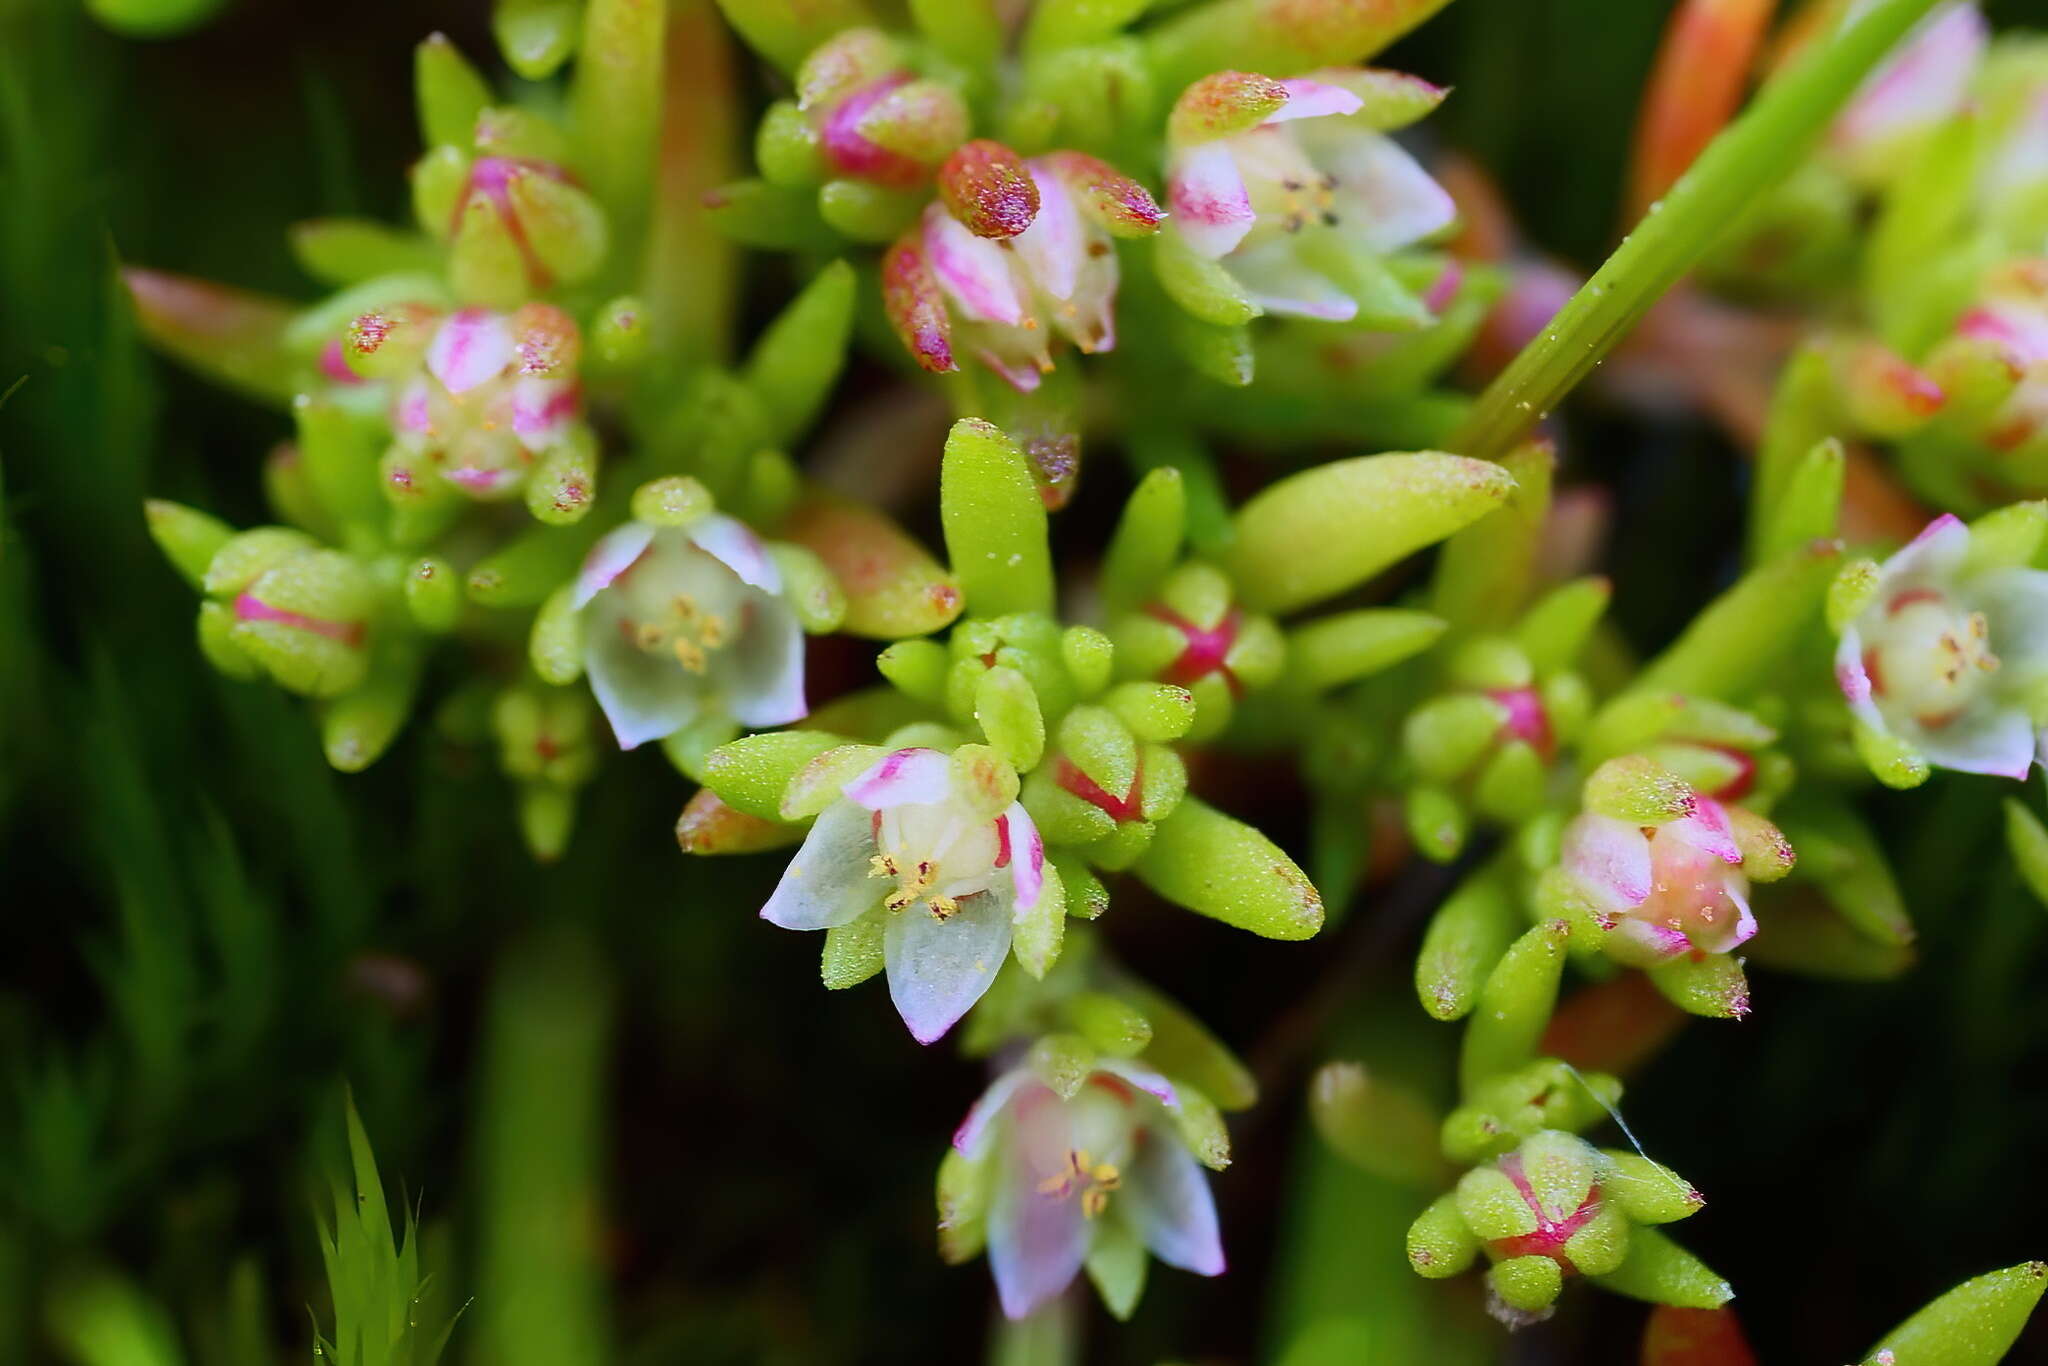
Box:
948, 1059, 1225, 1320
761, 747, 1048, 1043
573, 513, 807, 751
1833, 512, 2048, 779
1163, 69, 1456, 322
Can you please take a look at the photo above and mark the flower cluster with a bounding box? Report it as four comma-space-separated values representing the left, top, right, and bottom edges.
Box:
117, 0, 2048, 1355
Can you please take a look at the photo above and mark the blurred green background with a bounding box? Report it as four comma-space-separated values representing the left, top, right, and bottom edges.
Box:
3, 1, 2047, 1362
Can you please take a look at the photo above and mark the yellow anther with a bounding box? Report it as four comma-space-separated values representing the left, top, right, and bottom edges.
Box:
699, 613, 728, 648
869, 854, 897, 879
636, 622, 665, 651
928, 894, 959, 919
672, 638, 708, 673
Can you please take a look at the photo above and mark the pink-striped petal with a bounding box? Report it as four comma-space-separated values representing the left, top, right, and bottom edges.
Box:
1266, 79, 1365, 124
572, 521, 657, 609
1562, 813, 1653, 915
426, 308, 515, 394
1012, 166, 1084, 303
1000, 803, 1046, 918
843, 747, 953, 809
925, 206, 1028, 326
1167, 143, 1255, 259
685, 513, 781, 593
1667, 796, 1742, 865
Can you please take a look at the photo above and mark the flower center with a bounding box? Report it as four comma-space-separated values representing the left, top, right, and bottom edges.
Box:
1036, 1148, 1124, 1218
1484, 1154, 1603, 1274
629, 593, 733, 674
612, 545, 750, 676
867, 802, 1004, 919
1636, 826, 1740, 946
1865, 588, 1999, 728
1147, 604, 1243, 696
1236, 129, 1341, 238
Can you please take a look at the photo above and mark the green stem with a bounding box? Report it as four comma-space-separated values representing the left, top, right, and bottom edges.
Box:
1450, 0, 1945, 460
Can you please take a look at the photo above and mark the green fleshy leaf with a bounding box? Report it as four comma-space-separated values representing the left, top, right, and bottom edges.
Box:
742, 261, 856, 446
1133, 797, 1323, 941
940, 419, 1055, 619
1589, 1227, 1733, 1310
1458, 919, 1569, 1094
1226, 453, 1516, 615
1860, 1261, 2047, 1366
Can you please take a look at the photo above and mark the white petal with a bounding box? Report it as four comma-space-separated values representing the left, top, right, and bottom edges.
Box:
1322, 133, 1457, 253
844, 747, 953, 809
1123, 1130, 1225, 1277
1971, 567, 2048, 671
1912, 704, 2038, 780
1881, 513, 1971, 587
426, 308, 515, 394
1223, 239, 1358, 321
572, 521, 656, 609
925, 206, 1028, 326
759, 799, 880, 930
1012, 167, 1083, 303
1166, 143, 1255, 259
583, 603, 703, 749
723, 595, 808, 728
1095, 1058, 1178, 1110
1666, 797, 1741, 865
1266, 79, 1365, 123
1560, 813, 1652, 915
686, 513, 782, 593
953, 1066, 1035, 1159
885, 891, 1013, 1044
987, 1088, 1089, 1319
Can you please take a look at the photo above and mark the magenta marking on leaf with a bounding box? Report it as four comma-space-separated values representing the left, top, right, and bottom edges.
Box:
233, 593, 365, 647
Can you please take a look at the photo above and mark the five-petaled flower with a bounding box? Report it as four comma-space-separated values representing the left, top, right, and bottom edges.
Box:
952, 1060, 1225, 1319
884, 149, 1163, 391
1164, 70, 1456, 321
572, 513, 806, 750
761, 748, 1047, 1042
1559, 793, 1760, 968
1835, 513, 2048, 777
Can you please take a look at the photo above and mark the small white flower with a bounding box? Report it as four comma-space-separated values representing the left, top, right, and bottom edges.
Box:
1835, 514, 2048, 778
572, 515, 806, 750
1165, 70, 1455, 322
760, 748, 1047, 1043
953, 1060, 1225, 1319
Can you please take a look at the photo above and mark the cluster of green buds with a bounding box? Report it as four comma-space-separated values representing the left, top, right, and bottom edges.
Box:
1408, 1125, 1718, 1323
